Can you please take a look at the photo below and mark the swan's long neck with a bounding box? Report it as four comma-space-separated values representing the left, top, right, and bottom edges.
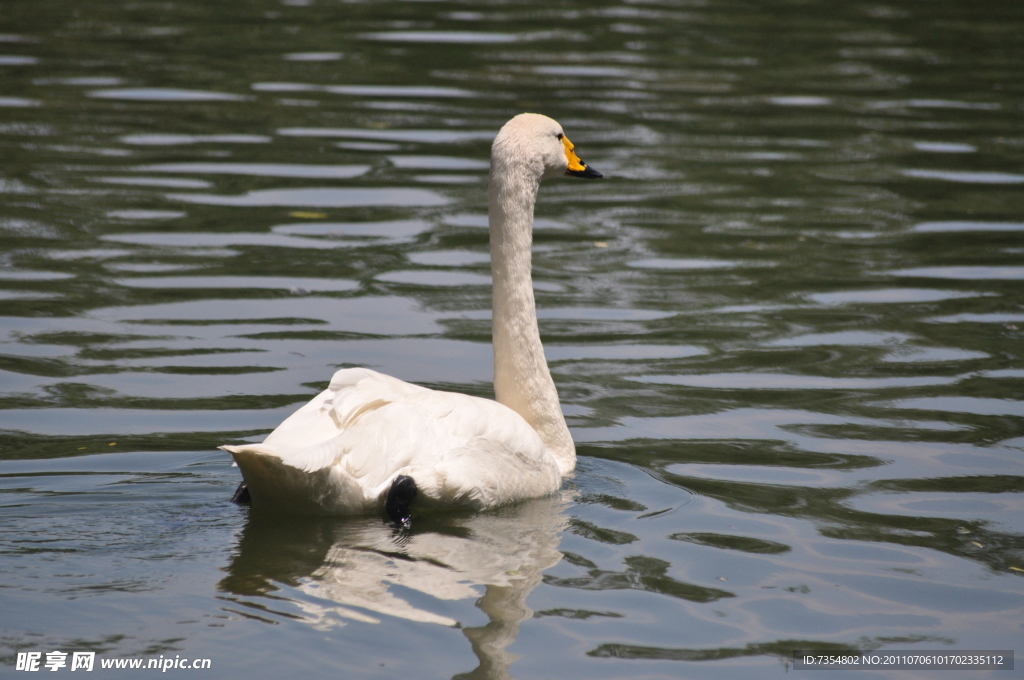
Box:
488, 159, 576, 474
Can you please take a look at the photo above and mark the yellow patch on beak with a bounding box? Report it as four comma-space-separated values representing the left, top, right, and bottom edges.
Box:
562, 135, 588, 172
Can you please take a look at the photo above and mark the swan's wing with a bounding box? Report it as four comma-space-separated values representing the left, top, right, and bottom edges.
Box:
255, 368, 420, 450
229, 367, 425, 473
223, 367, 560, 512
222, 368, 430, 513
336, 389, 560, 505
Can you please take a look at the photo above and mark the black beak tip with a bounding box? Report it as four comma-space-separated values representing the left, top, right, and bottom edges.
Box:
566, 166, 603, 179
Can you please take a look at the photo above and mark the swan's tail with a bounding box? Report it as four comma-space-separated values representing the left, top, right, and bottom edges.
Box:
221, 444, 368, 515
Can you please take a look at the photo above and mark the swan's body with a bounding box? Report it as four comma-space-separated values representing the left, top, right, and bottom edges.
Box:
222, 113, 601, 517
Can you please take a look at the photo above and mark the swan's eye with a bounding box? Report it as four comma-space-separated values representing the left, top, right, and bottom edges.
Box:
556, 133, 564, 140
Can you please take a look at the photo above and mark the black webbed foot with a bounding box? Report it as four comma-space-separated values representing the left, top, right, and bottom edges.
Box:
230, 481, 251, 504
385, 475, 417, 526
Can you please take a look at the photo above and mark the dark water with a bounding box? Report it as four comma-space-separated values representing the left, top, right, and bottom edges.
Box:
1, 0, 1023, 677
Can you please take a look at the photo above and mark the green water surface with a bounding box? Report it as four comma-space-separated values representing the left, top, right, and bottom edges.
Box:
1, 0, 1022, 678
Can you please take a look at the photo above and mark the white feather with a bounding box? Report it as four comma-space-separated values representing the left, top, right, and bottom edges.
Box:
222, 113, 594, 516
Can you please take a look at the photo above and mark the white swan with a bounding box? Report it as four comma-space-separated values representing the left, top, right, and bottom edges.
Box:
222, 113, 601, 520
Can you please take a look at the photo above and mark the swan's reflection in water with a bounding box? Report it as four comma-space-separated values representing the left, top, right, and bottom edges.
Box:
220, 495, 570, 679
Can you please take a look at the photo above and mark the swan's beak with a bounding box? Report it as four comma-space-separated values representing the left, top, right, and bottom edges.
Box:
562, 135, 603, 179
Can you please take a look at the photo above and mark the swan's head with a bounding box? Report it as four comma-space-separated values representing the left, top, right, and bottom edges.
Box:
491, 113, 602, 182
